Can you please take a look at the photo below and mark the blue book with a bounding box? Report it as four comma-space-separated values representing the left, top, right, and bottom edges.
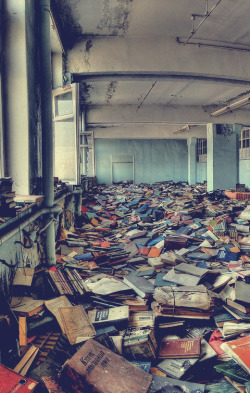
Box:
130, 361, 151, 373
139, 203, 151, 213
147, 236, 164, 246
74, 252, 93, 261
154, 273, 176, 287
217, 250, 238, 261
187, 252, 211, 261
175, 226, 192, 235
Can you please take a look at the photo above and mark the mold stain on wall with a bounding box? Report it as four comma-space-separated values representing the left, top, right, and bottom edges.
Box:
97, 0, 134, 36
106, 81, 118, 104
83, 39, 94, 70
51, 0, 83, 47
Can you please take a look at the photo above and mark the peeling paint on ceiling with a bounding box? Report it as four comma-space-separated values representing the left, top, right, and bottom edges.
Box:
97, 0, 134, 36
51, 0, 83, 47
106, 81, 118, 104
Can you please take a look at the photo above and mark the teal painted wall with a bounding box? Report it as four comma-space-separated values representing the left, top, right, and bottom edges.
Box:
95, 139, 188, 184
239, 160, 250, 187
197, 162, 207, 183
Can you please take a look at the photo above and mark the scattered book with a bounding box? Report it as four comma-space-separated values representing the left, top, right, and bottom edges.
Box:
123, 276, 155, 298
156, 357, 199, 380
214, 359, 250, 384
10, 297, 44, 317
123, 327, 157, 361
221, 335, 250, 374
158, 337, 201, 359
88, 305, 129, 325
148, 374, 205, 393
0, 364, 38, 392
59, 305, 96, 345
59, 338, 153, 393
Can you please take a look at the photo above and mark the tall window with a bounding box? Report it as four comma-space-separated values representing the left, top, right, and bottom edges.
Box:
80, 131, 95, 178
239, 128, 250, 159
197, 138, 207, 162
52, 84, 80, 184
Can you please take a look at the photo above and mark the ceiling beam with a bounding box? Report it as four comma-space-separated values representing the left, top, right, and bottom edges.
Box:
73, 72, 250, 86
86, 104, 250, 125
66, 37, 250, 84
91, 125, 207, 140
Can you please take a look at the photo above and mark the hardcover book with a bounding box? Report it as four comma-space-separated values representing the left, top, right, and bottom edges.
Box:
88, 305, 129, 325
214, 359, 250, 384
59, 305, 96, 345
148, 374, 205, 393
123, 327, 157, 360
221, 335, 250, 374
154, 285, 211, 311
156, 357, 199, 379
0, 364, 38, 392
45, 296, 72, 334
158, 338, 201, 359
10, 296, 44, 317
59, 338, 152, 393
123, 276, 155, 298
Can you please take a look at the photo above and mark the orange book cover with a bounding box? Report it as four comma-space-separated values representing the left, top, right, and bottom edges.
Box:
148, 247, 162, 258
222, 335, 250, 373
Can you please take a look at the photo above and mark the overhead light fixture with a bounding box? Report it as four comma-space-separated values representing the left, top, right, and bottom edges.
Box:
173, 124, 197, 134
211, 95, 250, 117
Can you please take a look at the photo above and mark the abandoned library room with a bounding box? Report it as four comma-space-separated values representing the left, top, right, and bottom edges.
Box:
1, 0, 250, 392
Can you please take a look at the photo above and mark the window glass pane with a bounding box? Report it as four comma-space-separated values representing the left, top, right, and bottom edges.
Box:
55, 91, 73, 117
54, 119, 77, 183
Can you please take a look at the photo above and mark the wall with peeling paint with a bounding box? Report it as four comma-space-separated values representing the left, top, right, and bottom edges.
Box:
0, 193, 78, 299
95, 139, 188, 184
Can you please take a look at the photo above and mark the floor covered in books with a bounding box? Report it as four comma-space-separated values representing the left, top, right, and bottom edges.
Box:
3, 182, 250, 393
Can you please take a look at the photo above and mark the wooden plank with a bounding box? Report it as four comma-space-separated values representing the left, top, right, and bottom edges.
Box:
19, 316, 27, 346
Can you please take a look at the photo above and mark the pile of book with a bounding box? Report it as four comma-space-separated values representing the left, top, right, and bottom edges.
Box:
0, 177, 16, 218
3, 181, 250, 392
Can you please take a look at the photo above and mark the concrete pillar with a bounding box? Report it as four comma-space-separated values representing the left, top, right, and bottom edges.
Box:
207, 124, 241, 192
187, 137, 197, 185
2, 0, 30, 194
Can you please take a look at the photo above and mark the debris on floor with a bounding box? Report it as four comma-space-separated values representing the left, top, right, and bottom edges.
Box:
2, 181, 250, 392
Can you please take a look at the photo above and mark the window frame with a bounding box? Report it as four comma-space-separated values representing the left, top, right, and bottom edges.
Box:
52, 83, 80, 184
79, 131, 95, 178
239, 128, 250, 159
197, 138, 207, 163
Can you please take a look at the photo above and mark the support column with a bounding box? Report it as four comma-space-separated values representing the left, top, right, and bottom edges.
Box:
2, 0, 30, 194
187, 137, 197, 185
207, 124, 241, 192
39, 0, 55, 265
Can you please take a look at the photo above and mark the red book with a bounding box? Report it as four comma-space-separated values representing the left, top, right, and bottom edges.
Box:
208, 329, 225, 356
221, 335, 250, 374
0, 364, 38, 392
158, 337, 201, 359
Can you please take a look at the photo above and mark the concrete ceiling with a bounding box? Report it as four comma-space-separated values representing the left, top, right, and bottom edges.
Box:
52, 0, 250, 43
52, 0, 250, 134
